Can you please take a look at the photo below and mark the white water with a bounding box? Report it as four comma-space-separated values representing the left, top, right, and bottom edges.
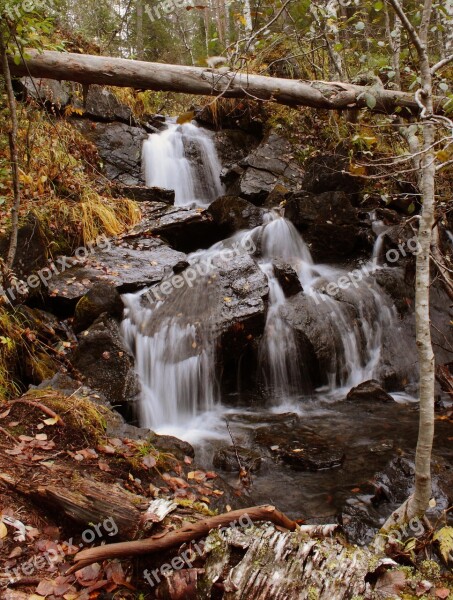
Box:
123, 124, 407, 437
142, 121, 224, 206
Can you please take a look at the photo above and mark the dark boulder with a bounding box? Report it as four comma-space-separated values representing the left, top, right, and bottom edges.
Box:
129, 204, 218, 253
207, 196, 264, 235
272, 261, 302, 297
71, 315, 139, 408
146, 431, 195, 460
264, 184, 291, 208
73, 120, 147, 186
254, 422, 345, 471
230, 132, 303, 203
15, 77, 71, 110
213, 446, 262, 472
214, 129, 260, 167
0, 214, 48, 280
284, 191, 372, 262
73, 282, 124, 333
302, 154, 360, 196
47, 236, 186, 314
346, 380, 394, 403
111, 184, 175, 204
84, 85, 132, 123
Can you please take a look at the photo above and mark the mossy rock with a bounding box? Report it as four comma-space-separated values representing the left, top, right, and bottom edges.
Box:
73, 282, 124, 332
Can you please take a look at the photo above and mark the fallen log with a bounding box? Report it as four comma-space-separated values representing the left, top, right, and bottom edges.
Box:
6, 50, 446, 115
0, 472, 143, 540
67, 504, 298, 573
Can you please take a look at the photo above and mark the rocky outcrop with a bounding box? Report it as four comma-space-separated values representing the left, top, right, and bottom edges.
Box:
301, 153, 360, 196
0, 214, 48, 279
214, 129, 260, 167
346, 380, 394, 403
111, 184, 175, 204
73, 282, 124, 333
223, 132, 304, 203
73, 120, 147, 186
84, 85, 133, 123
207, 195, 265, 236
272, 261, 302, 297
71, 315, 139, 408
254, 421, 345, 471
15, 76, 71, 109
126, 202, 218, 252
47, 236, 186, 313
213, 446, 262, 472
284, 191, 373, 261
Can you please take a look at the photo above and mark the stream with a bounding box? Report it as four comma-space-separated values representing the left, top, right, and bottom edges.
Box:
120, 120, 452, 537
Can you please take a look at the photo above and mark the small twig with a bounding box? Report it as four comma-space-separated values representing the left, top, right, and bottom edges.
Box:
9, 398, 65, 426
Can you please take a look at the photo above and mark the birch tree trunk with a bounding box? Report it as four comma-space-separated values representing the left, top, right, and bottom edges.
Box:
382, 0, 436, 527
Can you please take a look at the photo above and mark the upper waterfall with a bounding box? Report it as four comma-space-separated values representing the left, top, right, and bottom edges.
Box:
142, 121, 224, 206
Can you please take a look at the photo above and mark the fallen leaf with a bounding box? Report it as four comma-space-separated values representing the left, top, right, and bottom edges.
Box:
35, 433, 48, 441
98, 461, 111, 472
142, 455, 157, 469
0, 408, 11, 419
435, 589, 450, 599
0, 521, 8, 538
43, 417, 59, 426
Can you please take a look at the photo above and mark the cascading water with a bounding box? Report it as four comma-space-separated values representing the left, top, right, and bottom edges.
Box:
123, 122, 407, 436
142, 120, 224, 206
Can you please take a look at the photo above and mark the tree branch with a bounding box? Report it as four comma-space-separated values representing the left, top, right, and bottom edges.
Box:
67, 504, 298, 573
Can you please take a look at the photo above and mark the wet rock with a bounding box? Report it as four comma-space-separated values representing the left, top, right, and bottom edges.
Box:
128, 203, 218, 252
0, 214, 48, 279
302, 154, 360, 196
47, 236, 186, 314
264, 184, 291, 208
141, 113, 167, 132
111, 184, 175, 204
213, 446, 262, 472
73, 282, 124, 333
71, 315, 139, 407
196, 103, 264, 135
136, 252, 268, 392
232, 132, 303, 203
372, 267, 414, 315
73, 120, 147, 186
15, 76, 71, 109
282, 293, 344, 388
372, 455, 452, 515
254, 422, 345, 471
284, 191, 371, 262
214, 129, 260, 166
272, 261, 302, 297
146, 432, 195, 460
346, 380, 394, 403
279, 442, 345, 471
84, 85, 132, 123
207, 195, 265, 236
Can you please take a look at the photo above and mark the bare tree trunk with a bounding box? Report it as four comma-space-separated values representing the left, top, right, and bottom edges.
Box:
0, 31, 21, 269
383, 0, 436, 526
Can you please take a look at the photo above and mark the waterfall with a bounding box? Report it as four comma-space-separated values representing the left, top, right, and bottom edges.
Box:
123, 130, 403, 434
142, 121, 224, 206
122, 282, 219, 429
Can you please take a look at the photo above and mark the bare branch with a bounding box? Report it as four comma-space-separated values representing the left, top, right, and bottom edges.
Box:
431, 54, 453, 74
